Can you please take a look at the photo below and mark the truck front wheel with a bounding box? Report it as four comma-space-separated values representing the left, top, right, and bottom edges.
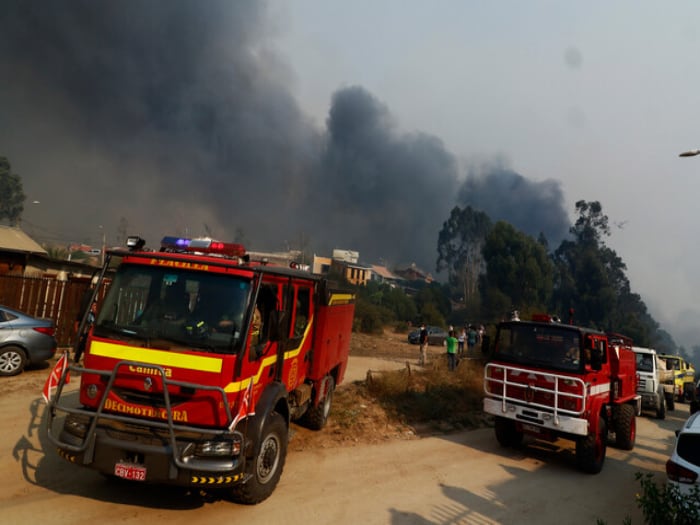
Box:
576, 416, 607, 474
494, 417, 523, 447
302, 376, 335, 430
614, 404, 636, 450
231, 411, 288, 505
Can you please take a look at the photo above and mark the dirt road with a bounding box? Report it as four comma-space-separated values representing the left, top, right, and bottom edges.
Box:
2, 358, 680, 525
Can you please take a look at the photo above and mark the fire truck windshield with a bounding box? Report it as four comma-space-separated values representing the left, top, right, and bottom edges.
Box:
94, 264, 252, 353
495, 323, 584, 373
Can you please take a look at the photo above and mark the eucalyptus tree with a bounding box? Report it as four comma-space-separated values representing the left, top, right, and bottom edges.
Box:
436, 206, 492, 305
480, 221, 554, 319
0, 157, 25, 226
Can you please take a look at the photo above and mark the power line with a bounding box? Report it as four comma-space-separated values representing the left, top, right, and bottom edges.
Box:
21, 219, 102, 246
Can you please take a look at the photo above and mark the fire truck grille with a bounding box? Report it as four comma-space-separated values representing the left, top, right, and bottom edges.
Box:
113, 388, 190, 408
100, 419, 206, 442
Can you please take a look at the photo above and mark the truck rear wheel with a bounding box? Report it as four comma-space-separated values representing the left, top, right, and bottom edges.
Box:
614, 404, 636, 450
666, 393, 675, 411
684, 382, 696, 403
576, 416, 606, 474
494, 417, 523, 447
655, 392, 666, 420
302, 376, 335, 430
231, 411, 287, 505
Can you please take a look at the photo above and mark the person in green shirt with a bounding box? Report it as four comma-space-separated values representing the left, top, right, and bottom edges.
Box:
446, 330, 458, 371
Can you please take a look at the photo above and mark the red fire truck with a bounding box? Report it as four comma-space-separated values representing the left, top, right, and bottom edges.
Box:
482, 314, 640, 474
47, 235, 355, 503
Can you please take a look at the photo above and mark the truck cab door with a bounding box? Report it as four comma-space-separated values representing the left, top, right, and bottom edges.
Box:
277, 281, 313, 390
237, 280, 282, 389
585, 335, 605, 371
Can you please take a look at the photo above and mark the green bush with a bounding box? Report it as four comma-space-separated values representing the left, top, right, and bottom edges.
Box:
634, 473, 700, 525
353, 300, 385, 334
599, 473, 700, 524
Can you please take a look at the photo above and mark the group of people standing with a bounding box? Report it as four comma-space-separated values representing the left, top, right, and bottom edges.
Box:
418, 322, 483, 371
446, 324, 480, 370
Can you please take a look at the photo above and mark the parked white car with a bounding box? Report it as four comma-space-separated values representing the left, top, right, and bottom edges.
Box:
666, 412, 700, 496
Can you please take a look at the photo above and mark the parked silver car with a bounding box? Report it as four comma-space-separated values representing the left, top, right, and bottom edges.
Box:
0, 305, 57, 376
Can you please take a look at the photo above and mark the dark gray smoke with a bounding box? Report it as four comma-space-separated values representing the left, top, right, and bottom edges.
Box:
0, 1, 570, 276
312, 87, 459, 268
0, 1, 319, 250
458, 165, 570, 247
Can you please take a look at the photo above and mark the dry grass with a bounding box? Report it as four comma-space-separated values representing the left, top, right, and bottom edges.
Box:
289, 329, 490, 451
363, 357, 487, 432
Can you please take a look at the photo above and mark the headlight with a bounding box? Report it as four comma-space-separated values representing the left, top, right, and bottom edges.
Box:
194, 436, 242, 457
85, 384, 99, 399
63, 413, 90, 438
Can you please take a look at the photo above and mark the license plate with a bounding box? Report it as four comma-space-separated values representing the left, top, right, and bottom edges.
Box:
521, 423, 542, 434
114, 462, 147, 481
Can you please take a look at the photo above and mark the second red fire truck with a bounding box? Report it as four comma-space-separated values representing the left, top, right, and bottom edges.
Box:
483, 314, 640, 473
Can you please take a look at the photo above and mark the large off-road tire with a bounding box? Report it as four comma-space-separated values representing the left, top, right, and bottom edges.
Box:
666, 393, 675, 411
690, 399, 700, 416
655, 392, 666, 420
494, 416, 523, 447
231, 411, 287, 505
0, 346, 27, 376
614, 404, 636, 450
576, 416, 607, 474
684, 382, 696, 403
302, 376, 335, 430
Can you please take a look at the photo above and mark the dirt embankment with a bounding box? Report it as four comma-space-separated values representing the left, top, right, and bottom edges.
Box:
289, 329, 422, 451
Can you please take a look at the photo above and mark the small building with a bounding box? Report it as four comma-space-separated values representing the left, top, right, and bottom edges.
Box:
370, 264, 400, 287
247, 249, 302, 268
0, 225, 95, 279
333, 259, 372, 286
312, 255, 332, 275
332, 249, 359, 264
394, 262, 433, 283
0, 225, 48, 275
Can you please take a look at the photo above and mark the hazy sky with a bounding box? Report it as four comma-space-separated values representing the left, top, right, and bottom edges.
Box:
274, 1, 700, 347
3, 1, 700, 347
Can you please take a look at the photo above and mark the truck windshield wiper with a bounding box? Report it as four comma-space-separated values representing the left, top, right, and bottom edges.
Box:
94, 324, 147, 342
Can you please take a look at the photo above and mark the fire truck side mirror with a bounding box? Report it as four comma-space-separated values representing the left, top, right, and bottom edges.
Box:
590, 346, 603, 371
481, 334, 490, 355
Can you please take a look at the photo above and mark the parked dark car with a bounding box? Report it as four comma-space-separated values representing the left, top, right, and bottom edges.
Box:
407, 325, 449, 346
0, 305, 57, 376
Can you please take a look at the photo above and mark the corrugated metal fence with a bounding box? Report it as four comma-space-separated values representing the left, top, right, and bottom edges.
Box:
0, 274, 95, 348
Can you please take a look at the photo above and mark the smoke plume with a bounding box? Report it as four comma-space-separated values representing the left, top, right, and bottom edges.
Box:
458, 164, 570, 248
0, 1, 571, 276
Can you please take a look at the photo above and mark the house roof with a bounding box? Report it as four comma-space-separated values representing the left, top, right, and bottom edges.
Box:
0, 225, 47, 255
371, 264, 399, 280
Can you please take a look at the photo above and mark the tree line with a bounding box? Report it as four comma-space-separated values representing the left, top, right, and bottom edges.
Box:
354, 199, 692, 361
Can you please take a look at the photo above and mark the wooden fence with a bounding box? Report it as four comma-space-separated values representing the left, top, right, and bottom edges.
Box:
0, 274, 96, 348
